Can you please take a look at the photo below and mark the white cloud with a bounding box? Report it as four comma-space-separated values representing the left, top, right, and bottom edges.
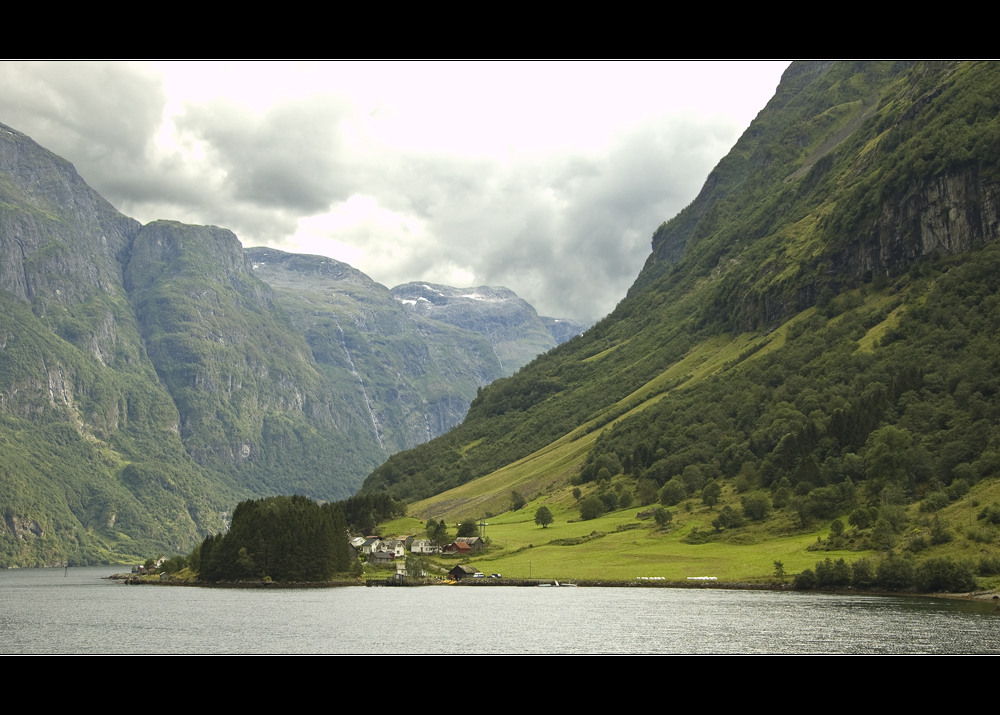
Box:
0, 61, 789, 322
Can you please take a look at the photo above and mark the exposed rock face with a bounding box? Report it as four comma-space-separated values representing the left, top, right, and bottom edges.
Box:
833, 169, 1000, 277
3, 514, 43, 539
640, 61, 1000, 334
0, 124, 234, 566
121, 223, 382, 498
0, 124, 140, 306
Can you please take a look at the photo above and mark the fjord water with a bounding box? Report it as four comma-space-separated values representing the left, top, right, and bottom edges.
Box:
2, 567, 998, 654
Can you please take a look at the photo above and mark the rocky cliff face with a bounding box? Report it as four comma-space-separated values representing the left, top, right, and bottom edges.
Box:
119, 223, 387, 499
0, 124, 140, 304
637, 61, 1000, 333
0, 124, 233, 565
832, 168, 1000, 278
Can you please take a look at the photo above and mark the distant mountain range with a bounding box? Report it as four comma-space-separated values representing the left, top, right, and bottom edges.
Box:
0, 121, 587, 566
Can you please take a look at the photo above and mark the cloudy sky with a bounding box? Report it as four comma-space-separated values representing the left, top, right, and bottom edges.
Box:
0, 61, 788, 322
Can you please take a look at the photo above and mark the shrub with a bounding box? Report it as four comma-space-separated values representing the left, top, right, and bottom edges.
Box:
659, 478, 686, 506
851, 558, 876, 589
916, 557, 977, 593
977, 554, 1000, 576
712, 505, 744, 531
945, 478, 970, 501
636, 479, 658, 506
871, 519, 897, 550
599, 490, 619, 512
848, 507, 876, 530
875, 552, 916, 591
966, 526, 996, 543
793, 568, 817, 589
772, 486, 792, 509
580, 496, 605, 521
977, 503, 1000, 525
920, 491, 950, 513
741, 494, 771, 521
930, 514, 953, 545
702, 479, 721, 507
815, 557, 851, 587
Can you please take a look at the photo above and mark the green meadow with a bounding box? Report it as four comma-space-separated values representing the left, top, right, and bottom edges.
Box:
386, 482, 874, 583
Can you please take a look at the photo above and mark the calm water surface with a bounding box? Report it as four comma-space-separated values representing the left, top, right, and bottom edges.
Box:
2, 567, 998, 653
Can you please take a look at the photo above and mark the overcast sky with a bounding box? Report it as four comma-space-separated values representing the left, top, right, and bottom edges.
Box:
0, 61, 788, 322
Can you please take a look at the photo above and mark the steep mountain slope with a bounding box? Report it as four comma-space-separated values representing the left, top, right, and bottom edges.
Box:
124, 222, 386, 500
0, 124, 233, 566
361, 60, 1000, 534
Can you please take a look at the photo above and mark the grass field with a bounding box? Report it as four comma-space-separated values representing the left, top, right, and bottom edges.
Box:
372, 470, 1000, 588
384, 482, 875, 583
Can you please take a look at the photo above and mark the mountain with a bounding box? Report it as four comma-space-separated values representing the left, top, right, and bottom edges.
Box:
391, 282, 563, 376
539, 316, 591, 345
0, 125, 232, 566
246, 247, 504, 449
360, 57, 1000, 560
0, 122, 570, 566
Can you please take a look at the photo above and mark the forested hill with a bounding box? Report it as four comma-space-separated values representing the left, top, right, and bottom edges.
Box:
361, 61, 1000, 523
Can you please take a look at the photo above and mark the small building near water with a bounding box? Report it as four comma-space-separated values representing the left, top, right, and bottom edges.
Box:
448, 564, 478, 580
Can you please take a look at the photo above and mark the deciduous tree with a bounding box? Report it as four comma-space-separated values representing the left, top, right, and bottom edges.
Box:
535, 506, 553, 528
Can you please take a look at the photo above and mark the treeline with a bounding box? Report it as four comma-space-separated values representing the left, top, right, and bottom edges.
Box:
792, 553, 997, 593
189, 491, 407, 582
339, 491, 407, 534
194, 496, 349, 582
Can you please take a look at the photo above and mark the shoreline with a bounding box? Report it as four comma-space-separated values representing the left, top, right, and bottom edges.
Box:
106, 573, 1000, 601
